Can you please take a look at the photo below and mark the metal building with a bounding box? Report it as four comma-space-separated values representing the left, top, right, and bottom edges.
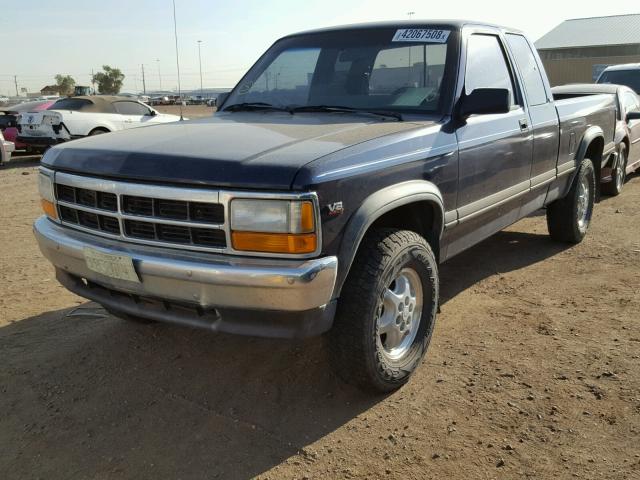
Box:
536, 14, 640, 86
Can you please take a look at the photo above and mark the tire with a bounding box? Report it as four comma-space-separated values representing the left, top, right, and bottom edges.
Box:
602, 145, 627, 196
546, 158, 595, 243
329, 228, 439, 392
105, 307, 156, 324
89, 128, 109, 136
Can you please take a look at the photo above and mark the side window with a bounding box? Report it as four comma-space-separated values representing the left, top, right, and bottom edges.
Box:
506, 34, 548, 106
114, 101, 151, 116
465, 34, 517, 106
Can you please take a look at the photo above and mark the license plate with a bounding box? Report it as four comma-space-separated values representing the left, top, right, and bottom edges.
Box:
83, 247, 140, 283
23, 113, 43, 126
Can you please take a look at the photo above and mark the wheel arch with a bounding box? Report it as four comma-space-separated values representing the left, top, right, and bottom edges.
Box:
574, 127, 604, 200
333, 180, 445, 297
88, 126, 110, 136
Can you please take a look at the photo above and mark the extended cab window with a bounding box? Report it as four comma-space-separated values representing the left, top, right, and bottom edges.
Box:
114, 101, 151, 116
465, 34, 517, 106
225, 27, 455, 114
50, 98, 93, 111
506, 34, 548, 106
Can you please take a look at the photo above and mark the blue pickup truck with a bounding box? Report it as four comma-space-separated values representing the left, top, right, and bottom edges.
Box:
35, 21, 618, 392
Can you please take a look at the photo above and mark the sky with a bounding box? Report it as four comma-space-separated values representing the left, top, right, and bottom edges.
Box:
1, 0, 638, 96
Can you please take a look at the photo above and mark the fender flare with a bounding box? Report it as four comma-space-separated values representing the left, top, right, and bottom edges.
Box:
575, 126, 604, 164
333, 180, 445, 297
567, 126, 605, 198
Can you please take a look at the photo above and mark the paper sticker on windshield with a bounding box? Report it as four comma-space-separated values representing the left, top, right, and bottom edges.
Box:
392, 29, 450, 43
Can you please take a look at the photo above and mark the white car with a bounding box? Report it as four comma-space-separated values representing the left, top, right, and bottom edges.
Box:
17, 95, 182, 148
0, 129, 14, 165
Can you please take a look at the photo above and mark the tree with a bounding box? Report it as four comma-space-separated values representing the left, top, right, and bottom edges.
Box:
92, 65, 125, 94
55, 74, 76, 95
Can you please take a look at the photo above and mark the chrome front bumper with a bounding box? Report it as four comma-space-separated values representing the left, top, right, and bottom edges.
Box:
34, 217, 338, 337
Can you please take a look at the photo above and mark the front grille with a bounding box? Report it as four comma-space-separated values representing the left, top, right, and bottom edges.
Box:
122, 195, 223, 223
56, 184, 117, 212
59, 205, 122, 235
55, 179, 227, 250
48, 170, 318, 258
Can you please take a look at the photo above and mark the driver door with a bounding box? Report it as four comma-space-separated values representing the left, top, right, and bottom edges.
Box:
448, 31, 533, 256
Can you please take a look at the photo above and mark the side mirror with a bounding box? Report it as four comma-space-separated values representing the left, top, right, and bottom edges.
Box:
216, 92, 230, 109
458, 88, 510, 118
626, 111, 640, 122
147, 110, 157, 116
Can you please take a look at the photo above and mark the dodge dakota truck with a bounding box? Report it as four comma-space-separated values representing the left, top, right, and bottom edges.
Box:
34, 21, 616, 392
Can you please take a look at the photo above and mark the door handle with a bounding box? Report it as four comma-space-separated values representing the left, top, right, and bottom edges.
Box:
519, 119, 529, 131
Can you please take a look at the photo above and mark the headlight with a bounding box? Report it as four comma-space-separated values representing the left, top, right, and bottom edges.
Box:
230, 198, 317, 254
38, 169, 58, 220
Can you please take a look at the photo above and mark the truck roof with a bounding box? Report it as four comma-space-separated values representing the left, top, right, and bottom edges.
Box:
602, 63, 640, 72
285, 19, 523, 38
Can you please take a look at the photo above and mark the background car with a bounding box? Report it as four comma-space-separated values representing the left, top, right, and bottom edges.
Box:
17, 95, 182, 148
0, 99, 56, 152
553, 83, 640, 195
149, 96, 170, 106
597, 64, 640, 94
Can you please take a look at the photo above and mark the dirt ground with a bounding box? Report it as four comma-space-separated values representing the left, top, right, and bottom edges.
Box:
0, 154, 639, 480
155, 104, 216, 118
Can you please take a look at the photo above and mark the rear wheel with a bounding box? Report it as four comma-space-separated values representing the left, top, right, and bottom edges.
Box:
547, 158, 595, 243
329, 228, 439, 392
602, 145, 627, 196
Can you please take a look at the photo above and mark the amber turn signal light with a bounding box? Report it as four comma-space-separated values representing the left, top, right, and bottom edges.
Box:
299, 201, 315, 233
232, 232, 317, 254
41, 199, 58, 220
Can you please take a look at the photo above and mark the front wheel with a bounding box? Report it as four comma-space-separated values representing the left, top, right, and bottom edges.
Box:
329, 229, 439, 392
546, 158, 595, 243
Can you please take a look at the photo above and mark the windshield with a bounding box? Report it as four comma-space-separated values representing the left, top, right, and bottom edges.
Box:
598, 70, 640, 94
224, 27, 457, 114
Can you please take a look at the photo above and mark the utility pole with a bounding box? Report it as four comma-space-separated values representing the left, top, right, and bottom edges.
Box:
197, 40, 203, 97
172, 0, 184, 120
14, 75, 19, 96
141, 64, 147, 95
91, 69, 95, 94
156, 59, 162, 91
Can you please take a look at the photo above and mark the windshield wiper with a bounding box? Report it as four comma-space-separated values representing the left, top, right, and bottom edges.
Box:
290, 105, 403, 121
223, 102, 292, 113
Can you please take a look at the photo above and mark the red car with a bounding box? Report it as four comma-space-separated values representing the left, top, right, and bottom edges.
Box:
0, 100, 56, 151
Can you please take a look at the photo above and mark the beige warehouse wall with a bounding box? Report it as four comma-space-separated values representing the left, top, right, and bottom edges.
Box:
541, 55, 640, 86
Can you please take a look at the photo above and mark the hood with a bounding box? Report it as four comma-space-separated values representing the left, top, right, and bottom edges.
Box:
43, 112, 421, 190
